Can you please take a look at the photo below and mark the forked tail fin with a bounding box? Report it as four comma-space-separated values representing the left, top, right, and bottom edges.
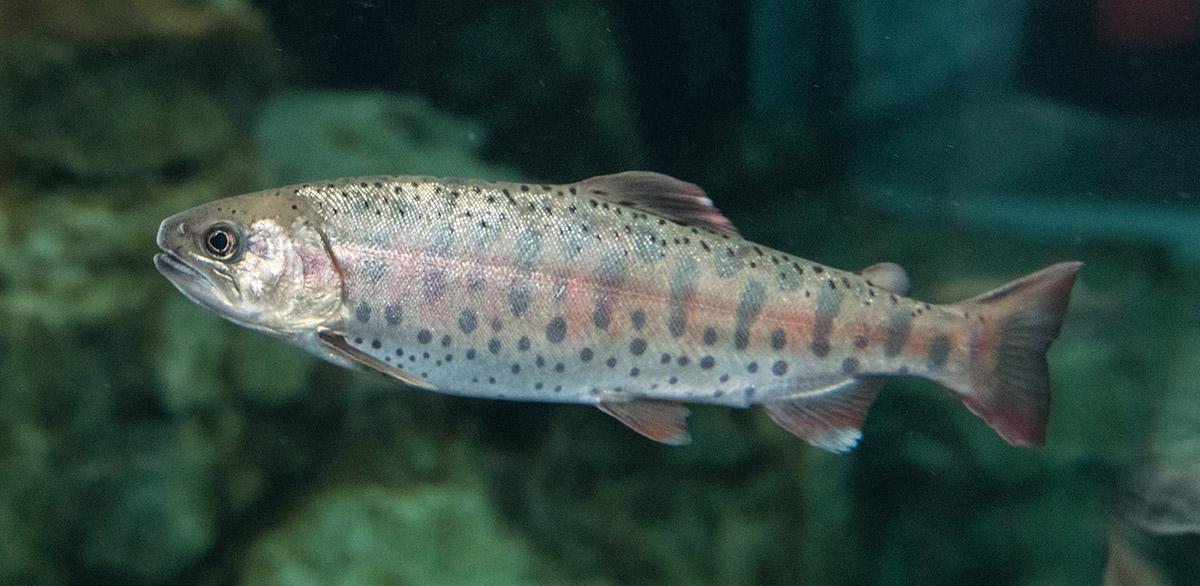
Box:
951, 261, 1082, 447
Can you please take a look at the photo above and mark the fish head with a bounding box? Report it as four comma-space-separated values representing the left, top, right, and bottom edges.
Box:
154, 192, 343, 335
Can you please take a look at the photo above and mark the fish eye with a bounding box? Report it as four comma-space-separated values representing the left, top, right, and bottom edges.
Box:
203, 224, 238, 259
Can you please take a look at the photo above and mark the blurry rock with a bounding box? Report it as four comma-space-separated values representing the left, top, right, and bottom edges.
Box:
242, 484, 571, 586
76, 421, 219, 584
1105, 329, 1200, 583
1104, 524, 1170, 586
0, 0, 264, 43
255, 91, 518, 185
0, 0, 278, 184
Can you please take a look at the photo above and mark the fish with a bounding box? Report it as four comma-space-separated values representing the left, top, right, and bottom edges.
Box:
154, 171, 1082, 452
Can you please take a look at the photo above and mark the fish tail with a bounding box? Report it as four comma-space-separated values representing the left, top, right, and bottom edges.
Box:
949, 261, 1082, 447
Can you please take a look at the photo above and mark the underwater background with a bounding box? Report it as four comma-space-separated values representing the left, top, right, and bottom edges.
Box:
1, 1, 1198, 585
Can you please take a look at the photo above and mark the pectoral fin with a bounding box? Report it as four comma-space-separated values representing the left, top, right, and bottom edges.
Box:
598, 398, 692, 445
316, 328, 437, 391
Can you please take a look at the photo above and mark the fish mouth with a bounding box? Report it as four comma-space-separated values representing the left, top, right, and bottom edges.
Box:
153, 249, 234, 312
153, 250, 205, 283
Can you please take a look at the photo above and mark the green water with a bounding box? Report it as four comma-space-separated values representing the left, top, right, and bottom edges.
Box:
1, 1, 1197, 585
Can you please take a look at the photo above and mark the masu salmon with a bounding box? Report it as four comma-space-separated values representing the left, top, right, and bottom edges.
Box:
154, 171, 1081, 452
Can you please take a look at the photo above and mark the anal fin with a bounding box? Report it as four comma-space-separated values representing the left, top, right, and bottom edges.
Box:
763, 377, 884, 453
598, 398, 691, 445
317, 328, 437, 391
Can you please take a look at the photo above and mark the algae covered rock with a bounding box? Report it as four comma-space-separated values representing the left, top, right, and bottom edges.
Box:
255, 91, 519, 186
0, 0, 278, 183
242, 484, 578, 586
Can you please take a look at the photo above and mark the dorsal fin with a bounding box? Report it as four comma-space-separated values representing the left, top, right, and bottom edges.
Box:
572, 171, 740, 238
860, 262, 910, 296
316, 328, 437, 390
597, 398, 692, 445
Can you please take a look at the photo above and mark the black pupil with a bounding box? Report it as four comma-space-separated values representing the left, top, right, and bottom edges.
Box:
207, 229, 231, 255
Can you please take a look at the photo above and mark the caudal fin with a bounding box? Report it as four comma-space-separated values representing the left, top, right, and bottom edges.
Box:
952, 261, 1082, 447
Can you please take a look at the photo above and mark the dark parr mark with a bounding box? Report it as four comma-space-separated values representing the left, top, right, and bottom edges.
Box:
747, 361, 758, 373
667, 258, 700, 337
703, 327, 717, 346
385, 303, 403, 326
629, 338, 647, 356
580, 348, 593, 362
700, 356, 715, 370
927, 334, 951, 369
508, 283, 532, 318
811, 283, 843, 358
423, 269, 447, 303
356, 301, 371, 323
631, 308, 646, 330
513, 229, 543, 272
417, 329, 433, 344
733, 281, 766, 350
772, 360, 789, 376
593, 302, 612, 330
467, 272, 487, 294
488, 338, 501, 353
592, 253, 627, 331
458, 309, 478, 334
884, 310, 913, 358
842, 357, 860, 374
546, 317, 567, 343
518, 336, 531, 351
441, 335, 451, 348
770, 328, 787, 350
